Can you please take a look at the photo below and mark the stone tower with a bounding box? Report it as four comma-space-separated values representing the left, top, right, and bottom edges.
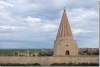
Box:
54, 9, 78, 56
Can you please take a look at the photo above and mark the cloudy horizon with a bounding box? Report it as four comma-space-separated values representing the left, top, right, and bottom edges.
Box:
0, 0, 99, 49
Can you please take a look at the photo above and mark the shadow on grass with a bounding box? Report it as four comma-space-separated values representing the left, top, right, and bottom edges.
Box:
0, 63, 99, 66
50, 63, 99, 66
0, 63, 41, 66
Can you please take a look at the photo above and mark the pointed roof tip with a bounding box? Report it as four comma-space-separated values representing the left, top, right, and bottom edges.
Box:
63, 8, 67, 15
64, 6, 66, 11
63, 6, 66, 9
64, 8, 66, 12
63, 7, 69, 13
63, 7, 66, 13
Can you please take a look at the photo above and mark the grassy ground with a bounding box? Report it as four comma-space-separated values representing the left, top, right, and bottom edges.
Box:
0, 63, 99, 66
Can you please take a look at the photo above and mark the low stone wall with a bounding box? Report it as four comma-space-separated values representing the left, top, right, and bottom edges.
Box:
0, 56, 99, 65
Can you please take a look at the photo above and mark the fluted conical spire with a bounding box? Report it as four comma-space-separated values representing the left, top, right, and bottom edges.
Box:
56, 9, 73, 40
54, 9, 78, 56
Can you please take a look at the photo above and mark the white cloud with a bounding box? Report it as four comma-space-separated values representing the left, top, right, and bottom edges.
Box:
25, 16, 57, 32
0, 1, 13, 7
72, 28, 94, 34
70, 8, 98, 22
69, 8, 98, 32
0, 25, 26, 33
26, 16, 41, 24
42, 24, 57, 32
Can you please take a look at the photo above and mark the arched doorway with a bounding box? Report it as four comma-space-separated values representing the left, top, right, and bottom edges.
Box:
65, 50, 70, 55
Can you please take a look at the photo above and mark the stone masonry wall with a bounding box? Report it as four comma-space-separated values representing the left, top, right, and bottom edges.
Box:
0, 56, 99, 65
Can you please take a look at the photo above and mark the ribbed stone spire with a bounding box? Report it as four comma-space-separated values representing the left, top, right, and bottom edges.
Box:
54, 9, 78, 56
56, 9, 73, 40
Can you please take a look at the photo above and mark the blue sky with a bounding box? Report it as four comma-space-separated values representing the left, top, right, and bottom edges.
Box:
0, 0, 99, 49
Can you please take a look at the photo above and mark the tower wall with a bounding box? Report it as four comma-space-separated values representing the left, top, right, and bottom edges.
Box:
54, 37, 78, 56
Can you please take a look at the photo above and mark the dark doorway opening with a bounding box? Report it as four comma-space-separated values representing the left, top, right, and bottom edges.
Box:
65, 50, 70, 55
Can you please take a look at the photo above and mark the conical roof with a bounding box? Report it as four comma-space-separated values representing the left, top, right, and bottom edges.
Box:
56, 9, 73, 39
